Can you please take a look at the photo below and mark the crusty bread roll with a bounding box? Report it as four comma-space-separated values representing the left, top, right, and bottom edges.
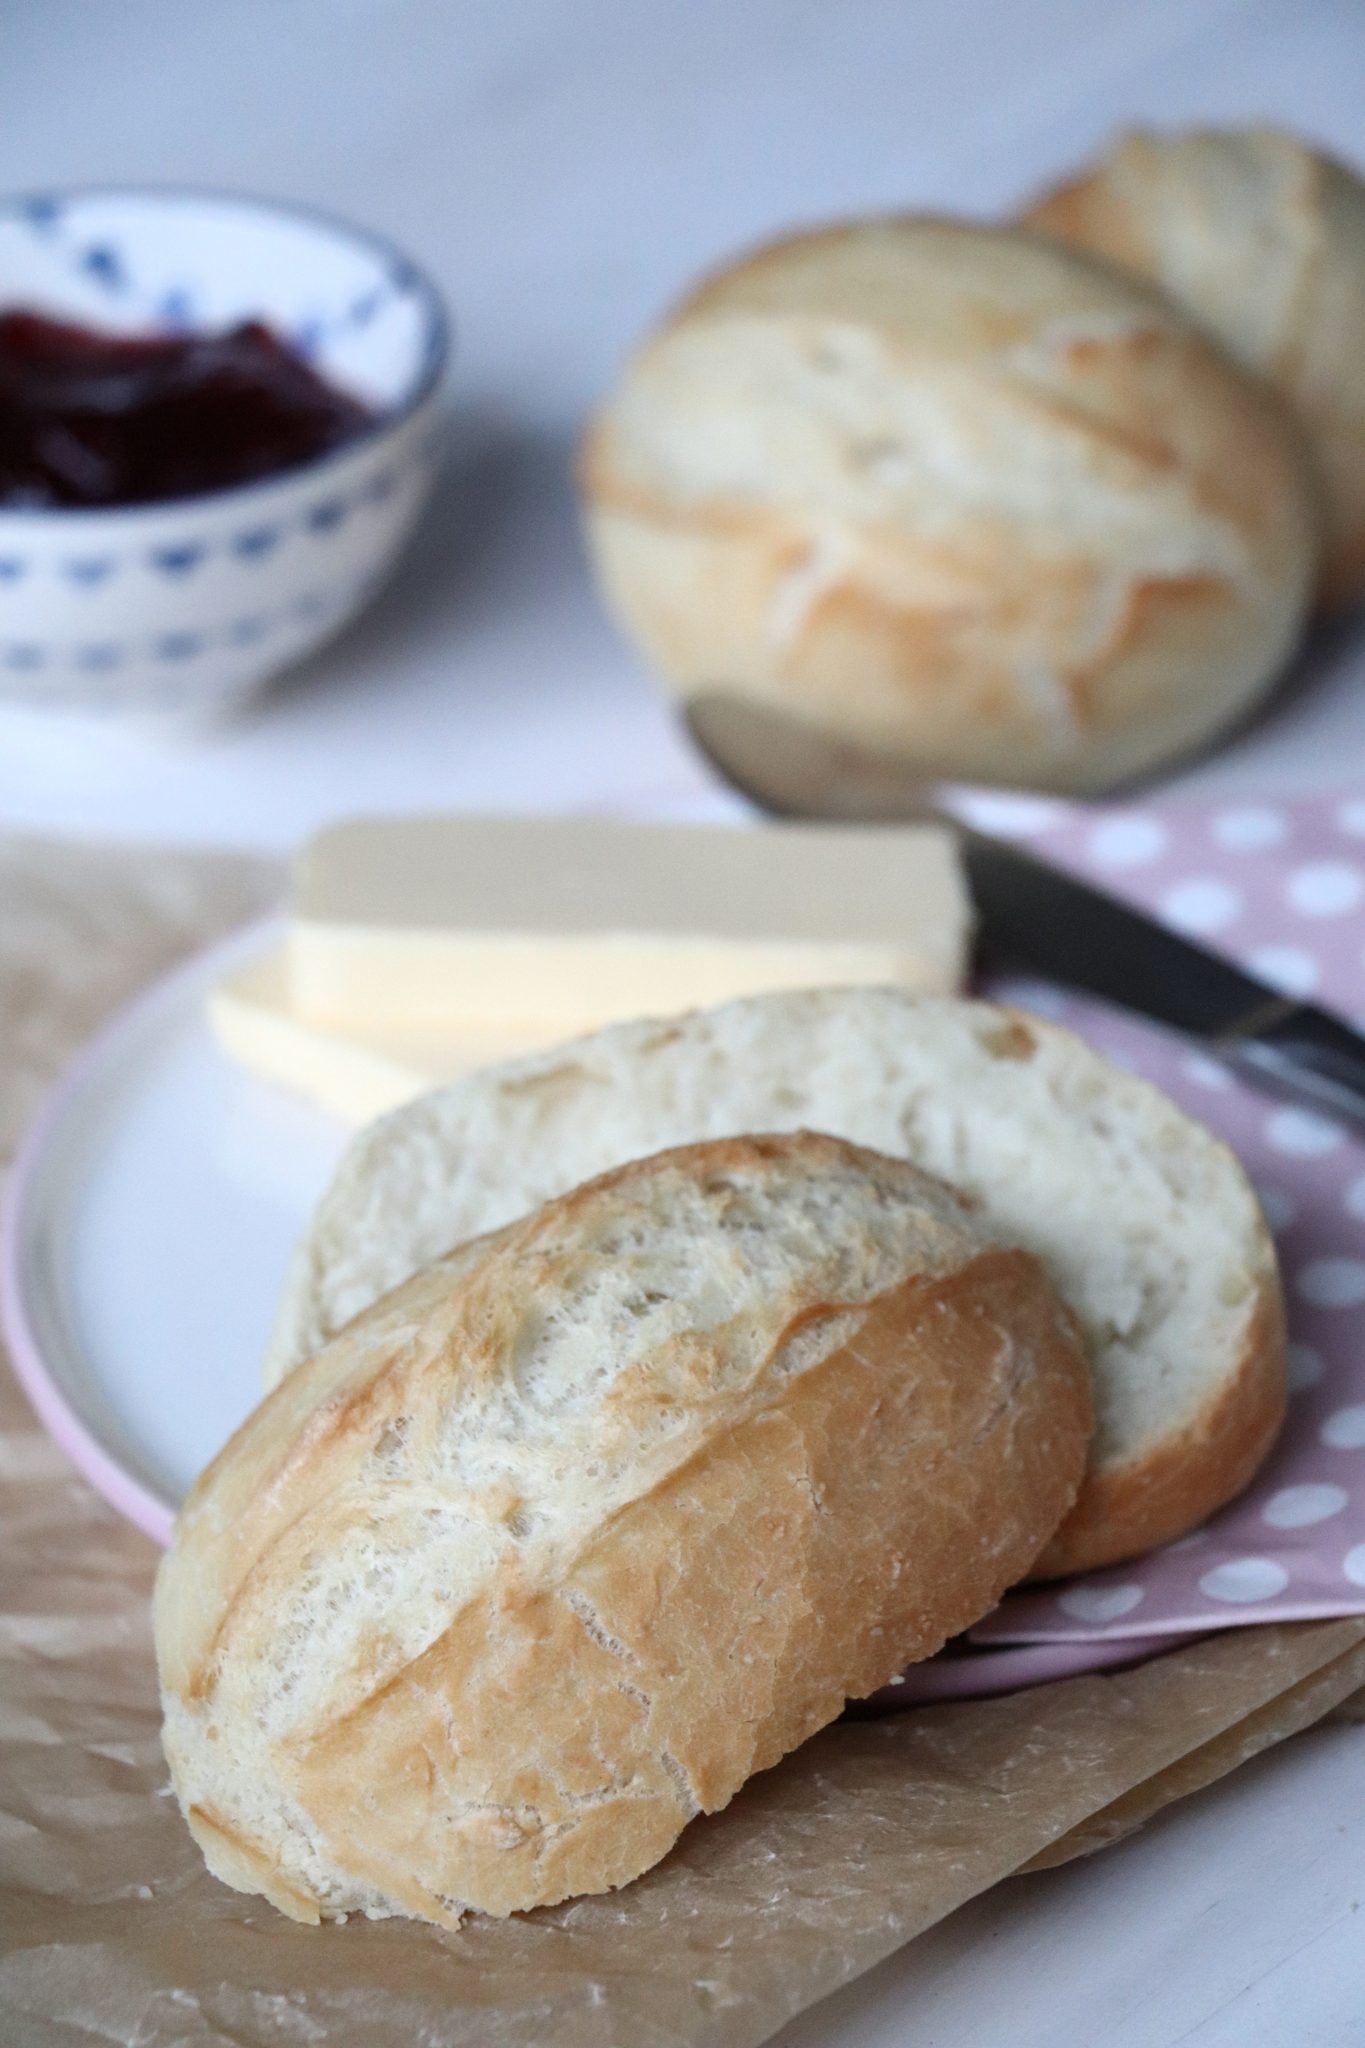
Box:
266, 989, 1286, 1579
158, 1132, 1091, 1926
579, 217, 1318, 793
1023, 126, 1365, 612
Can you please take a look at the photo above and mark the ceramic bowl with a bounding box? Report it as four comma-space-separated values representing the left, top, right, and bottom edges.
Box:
0, 186, 449, 723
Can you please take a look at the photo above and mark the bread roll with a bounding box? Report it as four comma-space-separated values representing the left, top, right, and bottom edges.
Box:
580, 217, 1317, 793
1024, 126, 1365, 612
266, 989, 1285, 1579
157, 1132, 1091, 1926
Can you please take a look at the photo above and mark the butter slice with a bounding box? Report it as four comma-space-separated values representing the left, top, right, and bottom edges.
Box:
209, 949, 552, 1124
289, 814, 971, 1036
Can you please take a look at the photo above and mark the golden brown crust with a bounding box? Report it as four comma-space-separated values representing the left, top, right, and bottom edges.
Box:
581, 499, 1303, 793
1031, 1274, 1287, 1578
579, 216, 1317, 793
1023, 126, 1365, 613
1024, 168, 1154, 280
262, 984, 1290, 1609
282, 1245, 1091, 1921
185, 1806, 323, 1925
158, 1132, 1092, 1924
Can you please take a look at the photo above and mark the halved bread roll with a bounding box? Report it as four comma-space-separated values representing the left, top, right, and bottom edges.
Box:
265, 989, 1286, 1577
158, 1133, 1091, 1924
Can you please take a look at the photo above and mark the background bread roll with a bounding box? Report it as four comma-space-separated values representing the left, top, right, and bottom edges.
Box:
267, 989, 1286, 1579
1024, 126, 1365, 613
580, 217, 1318, 793
158, 1133, 1091, 1926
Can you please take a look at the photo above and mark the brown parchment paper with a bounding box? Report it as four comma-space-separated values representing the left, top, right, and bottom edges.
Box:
3, 831, 1365, 2048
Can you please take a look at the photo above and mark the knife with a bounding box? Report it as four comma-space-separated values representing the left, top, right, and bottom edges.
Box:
683, 689, 1365, 1134
962, 827, 1365, 1133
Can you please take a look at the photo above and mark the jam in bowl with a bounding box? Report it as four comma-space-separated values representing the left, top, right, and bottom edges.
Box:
0, 187, 448, 723
0, 309, 375, 509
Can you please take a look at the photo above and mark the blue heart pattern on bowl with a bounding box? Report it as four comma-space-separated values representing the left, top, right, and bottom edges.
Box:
0, 570, 380, 689
0, 458, 430, 583
151, 543, 206, 576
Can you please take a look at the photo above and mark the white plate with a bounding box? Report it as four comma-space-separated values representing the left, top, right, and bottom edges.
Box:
2, 921, 349, 1540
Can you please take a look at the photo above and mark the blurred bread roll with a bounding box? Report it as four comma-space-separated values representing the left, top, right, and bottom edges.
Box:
1024, 126, 1365, 612
580, 218, 1317, 794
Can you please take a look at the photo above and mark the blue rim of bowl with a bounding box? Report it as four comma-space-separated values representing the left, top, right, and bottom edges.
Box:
0, 181, 452, 521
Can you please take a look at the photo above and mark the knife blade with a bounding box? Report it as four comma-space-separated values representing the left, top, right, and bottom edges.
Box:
963, 826, 1365, 1133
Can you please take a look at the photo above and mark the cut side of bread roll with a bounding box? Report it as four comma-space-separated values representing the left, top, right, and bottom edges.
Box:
158, 1132, 1092, 1925
266, 989, 1286, 1578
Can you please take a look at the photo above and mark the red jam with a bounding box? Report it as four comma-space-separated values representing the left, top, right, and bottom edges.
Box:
0, 309, 374, 508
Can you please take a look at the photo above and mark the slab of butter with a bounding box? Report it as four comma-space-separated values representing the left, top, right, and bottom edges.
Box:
288, 814, 971, 1035
209, 949, 551, 1124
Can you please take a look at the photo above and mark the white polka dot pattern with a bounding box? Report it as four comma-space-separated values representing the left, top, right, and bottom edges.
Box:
952, 791, 1065, 836
1285, 862, 1364, 917
986, 974, 1069, 1020
1248, 944, 1319, 997
1297, 1259, 1365, 1308
1088, 815, 1168, 867
1183, 1053, 1232, 1090
959, 783, 1365, 1653
1198, 1558, 1290, 1603
1321, 1406, 1365, 1450
1213, 807, 1288, 852
1056, 1582, 1144, 1623
1265, 1107, 1343, 1157
1160, 877, 1243, 933
1261, 1483, 1347, 1528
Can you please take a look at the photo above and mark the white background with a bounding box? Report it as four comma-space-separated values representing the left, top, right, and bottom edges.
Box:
4, 3, 1365, 2041
3, 0, 1365, 846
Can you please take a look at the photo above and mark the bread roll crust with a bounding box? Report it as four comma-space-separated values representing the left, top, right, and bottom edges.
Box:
1024, 126, 1365, 611
580, 216, 1318, 792
158, 1132, 1091, 1926
264, 988, 1286, 1582
1032, 1281, 1285, 1578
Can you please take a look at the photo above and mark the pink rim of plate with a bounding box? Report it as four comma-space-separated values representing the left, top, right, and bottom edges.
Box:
0, 922, 1202, 1703
0, 917, 281, 1548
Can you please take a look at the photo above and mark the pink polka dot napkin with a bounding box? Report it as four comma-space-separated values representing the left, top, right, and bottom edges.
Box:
945, 785, 1365, 1649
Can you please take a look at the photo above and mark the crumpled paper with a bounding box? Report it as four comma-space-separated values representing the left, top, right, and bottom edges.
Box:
3, 831, 1365, 2048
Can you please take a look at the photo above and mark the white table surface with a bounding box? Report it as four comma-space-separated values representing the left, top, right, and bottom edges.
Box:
4, 3, 1365, 2042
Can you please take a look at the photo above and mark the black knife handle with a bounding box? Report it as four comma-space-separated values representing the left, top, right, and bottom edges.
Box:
962, 828, 1365, 1135
961, 829, 1267, 1034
